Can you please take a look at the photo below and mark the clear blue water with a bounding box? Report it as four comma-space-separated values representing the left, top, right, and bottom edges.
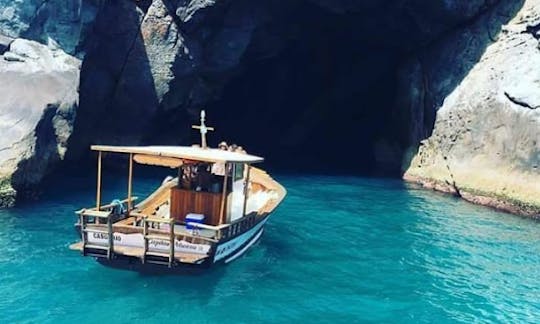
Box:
0, 172, 539, 323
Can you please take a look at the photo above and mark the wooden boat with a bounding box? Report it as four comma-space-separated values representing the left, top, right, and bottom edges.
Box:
69, 111, 286, 271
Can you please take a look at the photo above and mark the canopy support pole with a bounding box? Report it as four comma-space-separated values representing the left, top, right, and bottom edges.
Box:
127, 153, 133, 214
219, 164, 229, 225
96, 151, 102, 212
242, 165, 250, 217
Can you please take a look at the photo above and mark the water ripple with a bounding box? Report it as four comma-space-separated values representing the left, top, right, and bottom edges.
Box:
0, 174, 538, 323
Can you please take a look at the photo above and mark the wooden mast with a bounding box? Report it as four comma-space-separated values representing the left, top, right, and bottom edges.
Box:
191, 110, 214, 149
96, 150, 102, 211
127, 153, 133, 213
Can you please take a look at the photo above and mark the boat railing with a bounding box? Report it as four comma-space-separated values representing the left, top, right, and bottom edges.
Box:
78, 209, 114, 259
75, 196, 139, 217
221, 213, 259, 239
188, 212, 259, 240
78, 210, 215, 267
186, 222, 229, 240
142, 216, 175, 267
126, 212, 218, 244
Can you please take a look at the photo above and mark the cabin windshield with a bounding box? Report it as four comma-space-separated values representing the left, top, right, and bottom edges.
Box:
178, 162, 225, 193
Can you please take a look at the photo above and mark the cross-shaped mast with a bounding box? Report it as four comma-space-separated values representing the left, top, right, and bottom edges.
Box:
192, 110, 214, 149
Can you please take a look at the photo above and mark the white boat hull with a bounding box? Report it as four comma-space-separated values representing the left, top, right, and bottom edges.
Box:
213, 216, 268, 263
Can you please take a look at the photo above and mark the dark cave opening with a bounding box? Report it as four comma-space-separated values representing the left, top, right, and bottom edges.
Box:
206, 5, 404, 175
65, 0, 524, 180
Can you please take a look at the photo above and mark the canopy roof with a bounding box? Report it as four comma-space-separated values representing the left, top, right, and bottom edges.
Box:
91, 145, 264, 164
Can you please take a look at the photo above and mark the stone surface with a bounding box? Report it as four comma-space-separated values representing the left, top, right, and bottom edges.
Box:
403, 0, 540, 217
0, 0, 98, 56
68, 0, 262, 157
0, 39, 80, 205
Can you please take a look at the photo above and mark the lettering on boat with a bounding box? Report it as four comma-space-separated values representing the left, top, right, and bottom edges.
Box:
86, 231, 210, 254
214, 218, 268, 262
92, 232, 121, 241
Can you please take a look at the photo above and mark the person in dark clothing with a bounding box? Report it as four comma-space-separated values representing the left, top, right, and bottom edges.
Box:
196, 164, 212, 191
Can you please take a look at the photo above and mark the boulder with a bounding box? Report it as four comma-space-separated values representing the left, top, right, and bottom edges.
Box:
403, 0, 540, 217
0, 39, 80, 206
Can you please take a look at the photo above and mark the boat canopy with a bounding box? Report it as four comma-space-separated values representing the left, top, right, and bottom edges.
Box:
91, 145, 264, 164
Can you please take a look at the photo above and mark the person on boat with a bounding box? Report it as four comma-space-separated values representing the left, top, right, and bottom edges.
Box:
236, 146, 247, 154
196, 164, 212, 191
211, 142, 228, 176
217, 141, 228, 150
210, 142, 229, 192
228, 144, 238, 152
180, 164, 197, 190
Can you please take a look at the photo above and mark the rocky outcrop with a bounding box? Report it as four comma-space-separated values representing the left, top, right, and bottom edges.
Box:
403, 0, 540, 218
0, 39, 80, 207
69, 0, 273, 157
0, 0, 98, 56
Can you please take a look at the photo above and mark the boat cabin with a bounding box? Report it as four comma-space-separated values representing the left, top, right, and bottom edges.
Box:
91, 144, 264, 229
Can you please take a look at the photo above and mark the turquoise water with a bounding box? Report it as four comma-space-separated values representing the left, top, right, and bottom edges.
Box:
0, 173, 539, 323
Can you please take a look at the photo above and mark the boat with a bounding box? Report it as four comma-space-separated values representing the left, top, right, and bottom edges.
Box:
69, 111, 286, 271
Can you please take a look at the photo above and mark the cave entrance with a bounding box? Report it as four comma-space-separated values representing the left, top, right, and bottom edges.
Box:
207, 5, 403, 175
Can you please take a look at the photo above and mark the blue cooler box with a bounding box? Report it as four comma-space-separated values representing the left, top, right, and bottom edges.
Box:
186, 213, 205, 229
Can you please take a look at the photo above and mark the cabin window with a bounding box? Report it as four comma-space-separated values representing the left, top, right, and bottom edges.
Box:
233, 163, 245, 182
179, 163, 223, 193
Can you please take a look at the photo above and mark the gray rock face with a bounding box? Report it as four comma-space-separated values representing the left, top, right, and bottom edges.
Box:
0, 39, 80, 206
0, 0, 98, 55
402, 0, 540, 217
69, 0, 263, 156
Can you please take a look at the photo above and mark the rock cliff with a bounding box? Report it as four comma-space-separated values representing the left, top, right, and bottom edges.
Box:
0, 0, 537, 217
0, 39, 80, 207
403, 0, 540, 218
0, 0, 98, 55
70, 0, 521, 164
